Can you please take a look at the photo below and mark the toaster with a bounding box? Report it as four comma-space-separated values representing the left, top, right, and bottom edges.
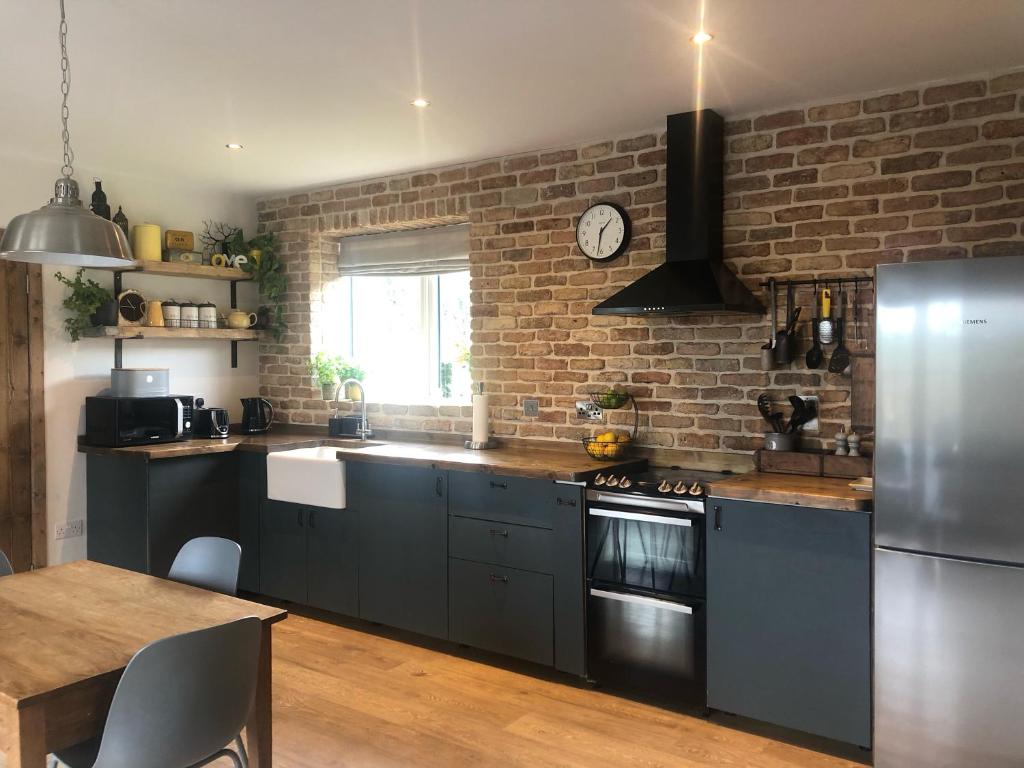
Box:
193, 398, 229, 439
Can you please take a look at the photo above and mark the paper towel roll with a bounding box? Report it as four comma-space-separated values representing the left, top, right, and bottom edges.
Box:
472, 393, 490, 444
131, 224, 162, 262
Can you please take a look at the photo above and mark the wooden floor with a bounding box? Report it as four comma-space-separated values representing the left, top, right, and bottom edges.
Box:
248, 610, 869, 768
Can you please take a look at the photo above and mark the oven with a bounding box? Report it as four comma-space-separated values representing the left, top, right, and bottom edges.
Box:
585, 488, 706, 708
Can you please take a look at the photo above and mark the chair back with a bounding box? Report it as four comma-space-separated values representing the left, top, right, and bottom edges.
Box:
168, 537, 241, 595
0, 549, 12, 577
93, 616, 261, 768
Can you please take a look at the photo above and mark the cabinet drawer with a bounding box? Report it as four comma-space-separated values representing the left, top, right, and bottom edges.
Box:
450, 559, 554, 666
450, 516, 553, 574
449, 471, 578, 529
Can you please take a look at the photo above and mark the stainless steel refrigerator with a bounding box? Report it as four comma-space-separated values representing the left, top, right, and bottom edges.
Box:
875, 255, 1024, 767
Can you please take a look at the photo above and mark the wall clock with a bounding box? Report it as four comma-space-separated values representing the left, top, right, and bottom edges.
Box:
576, 202, 631, 262
117, 289, 146, 327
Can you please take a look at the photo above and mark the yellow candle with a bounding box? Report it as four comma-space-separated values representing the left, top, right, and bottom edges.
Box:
131, 224, 162, 262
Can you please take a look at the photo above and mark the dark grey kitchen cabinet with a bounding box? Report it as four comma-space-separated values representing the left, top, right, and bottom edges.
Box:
259, 498, 360, 615
259, 499, 308, 604
306, 504, 359, 616
448, 471, 585, 675
449, 559, 554, 666
87, 452, 239, 578
706, 497, 871, 748
348, 462, 448, 640
237, 452, 264, 593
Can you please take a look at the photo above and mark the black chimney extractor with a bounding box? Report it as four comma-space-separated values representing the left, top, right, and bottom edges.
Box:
592, 109, 764, 316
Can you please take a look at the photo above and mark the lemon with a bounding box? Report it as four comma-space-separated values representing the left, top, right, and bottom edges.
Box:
595, 431, 616, 443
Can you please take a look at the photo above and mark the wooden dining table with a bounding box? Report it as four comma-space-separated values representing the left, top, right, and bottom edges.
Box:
0, 560, 287, 767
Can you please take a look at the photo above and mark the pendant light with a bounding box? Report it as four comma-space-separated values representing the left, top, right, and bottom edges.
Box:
0, 0, 135, 269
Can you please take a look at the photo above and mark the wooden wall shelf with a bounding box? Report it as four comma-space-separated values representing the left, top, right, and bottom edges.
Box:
109, 258, 257, 368
118, 261, 253, 282
84, 326, 260, 342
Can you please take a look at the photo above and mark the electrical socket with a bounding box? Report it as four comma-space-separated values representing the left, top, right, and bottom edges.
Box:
797, 395, 820, 432
55, 519, 84, 540
523, 399, 540, 418
576, 400, 604, 422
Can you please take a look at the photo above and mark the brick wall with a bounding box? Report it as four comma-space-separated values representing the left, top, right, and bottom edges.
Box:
256, 68, 1024, 459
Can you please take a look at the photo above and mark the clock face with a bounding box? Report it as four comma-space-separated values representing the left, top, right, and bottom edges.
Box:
118, 291, 146, 323
576, 202, 631, 262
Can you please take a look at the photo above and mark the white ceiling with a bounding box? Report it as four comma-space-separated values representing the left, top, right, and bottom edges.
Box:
3, 0, 1023, 197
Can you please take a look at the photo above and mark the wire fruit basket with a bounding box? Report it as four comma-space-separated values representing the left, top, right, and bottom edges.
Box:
581, 389, 639, 460
582, 435, 632, 460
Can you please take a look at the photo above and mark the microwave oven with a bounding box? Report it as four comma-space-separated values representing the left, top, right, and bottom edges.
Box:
84, 395, 195, 447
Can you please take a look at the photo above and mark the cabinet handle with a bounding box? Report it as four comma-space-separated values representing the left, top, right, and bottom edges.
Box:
556, 497, 577, 507
435, 476, 443, 497
297, 508, 304, 528
489, 480, 508, 490
714, 505, 722, 532
488, 528, 509, 538
489, 573, 509, 583
309, 510, 316, 529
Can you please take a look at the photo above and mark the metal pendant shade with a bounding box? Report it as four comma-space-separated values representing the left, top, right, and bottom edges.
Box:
1, 178, 134, 268
1, 0, 136, 270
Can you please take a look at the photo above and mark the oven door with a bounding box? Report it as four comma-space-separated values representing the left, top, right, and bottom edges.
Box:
588, 587, 706, 707
586, 500, 705, 599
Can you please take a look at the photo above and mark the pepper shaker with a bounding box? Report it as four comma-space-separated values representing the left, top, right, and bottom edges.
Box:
847, 431, 861, 458
834, 426, 849, 456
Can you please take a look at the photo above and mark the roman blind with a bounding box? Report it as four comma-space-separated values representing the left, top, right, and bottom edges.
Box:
338, 223, 470, 277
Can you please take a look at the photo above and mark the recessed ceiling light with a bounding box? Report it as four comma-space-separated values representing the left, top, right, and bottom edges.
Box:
411, 98, 430, 108
691, 30, 713, 45
225, 143, 244, 150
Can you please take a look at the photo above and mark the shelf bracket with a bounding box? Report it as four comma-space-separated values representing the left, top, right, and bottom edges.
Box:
230, 280, 239, 368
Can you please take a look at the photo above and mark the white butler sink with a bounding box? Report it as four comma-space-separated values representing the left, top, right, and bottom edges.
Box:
266, 447, 346, 509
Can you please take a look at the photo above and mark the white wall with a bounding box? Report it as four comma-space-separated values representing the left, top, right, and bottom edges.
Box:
0, 151, 256, 565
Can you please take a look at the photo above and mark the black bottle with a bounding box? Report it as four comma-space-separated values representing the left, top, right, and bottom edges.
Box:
113, 206, 129, 238
90, 180, 111, 220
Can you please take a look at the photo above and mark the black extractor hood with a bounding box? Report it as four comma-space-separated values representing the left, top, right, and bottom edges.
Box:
593, 109, 764, 316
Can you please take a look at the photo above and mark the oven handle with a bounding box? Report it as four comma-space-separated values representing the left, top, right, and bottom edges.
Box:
588, 507, 692, 527
590, 588, 694, 615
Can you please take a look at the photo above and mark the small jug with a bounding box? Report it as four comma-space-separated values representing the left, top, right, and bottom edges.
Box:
226, 310, 258, 329
145, 300, 164, 327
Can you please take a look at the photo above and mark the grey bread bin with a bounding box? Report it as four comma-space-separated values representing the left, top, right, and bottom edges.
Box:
110, 368, 170, 398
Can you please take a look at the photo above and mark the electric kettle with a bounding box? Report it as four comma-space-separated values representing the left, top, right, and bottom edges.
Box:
240, 397, 274, 434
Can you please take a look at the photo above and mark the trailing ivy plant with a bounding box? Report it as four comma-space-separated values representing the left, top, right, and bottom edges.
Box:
235, 231, 288, 342
54, 270, 114, 342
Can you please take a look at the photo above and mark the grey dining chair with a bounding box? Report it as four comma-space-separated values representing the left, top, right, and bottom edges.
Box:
168, 537, 242, 595
52, 616, 261, 768
0, 549, 12, 577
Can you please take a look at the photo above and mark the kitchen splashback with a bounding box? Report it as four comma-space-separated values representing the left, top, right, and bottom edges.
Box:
256, 68, 1024, 455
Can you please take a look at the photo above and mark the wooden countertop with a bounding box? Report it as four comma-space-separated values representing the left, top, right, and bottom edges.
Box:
708, 472, 872, 512
77, 433, 646, 482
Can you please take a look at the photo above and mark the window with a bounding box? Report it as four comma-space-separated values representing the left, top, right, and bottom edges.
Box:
323, 225, 472, 404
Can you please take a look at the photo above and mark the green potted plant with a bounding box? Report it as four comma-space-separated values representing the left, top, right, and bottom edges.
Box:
336, 360, 365, 400
308, 352, 343, 400
54, 270, 116, 341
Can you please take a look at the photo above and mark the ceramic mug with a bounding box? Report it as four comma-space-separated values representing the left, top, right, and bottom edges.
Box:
226, 310, 258, 329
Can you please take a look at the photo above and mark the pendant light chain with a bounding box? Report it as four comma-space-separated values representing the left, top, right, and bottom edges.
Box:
58, 0, 74, 178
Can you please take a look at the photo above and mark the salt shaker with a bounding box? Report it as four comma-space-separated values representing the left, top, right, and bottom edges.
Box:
834, 426, 849, 456
847, 431, 861, 458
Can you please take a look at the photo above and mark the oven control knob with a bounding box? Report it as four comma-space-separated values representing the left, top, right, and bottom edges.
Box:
594, 474, 607, 486
606, 476, 620, 487
689, 482, 704, 496
619, 478, 633, 489
658, 480, 673, 493
673, 481, 688, 495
